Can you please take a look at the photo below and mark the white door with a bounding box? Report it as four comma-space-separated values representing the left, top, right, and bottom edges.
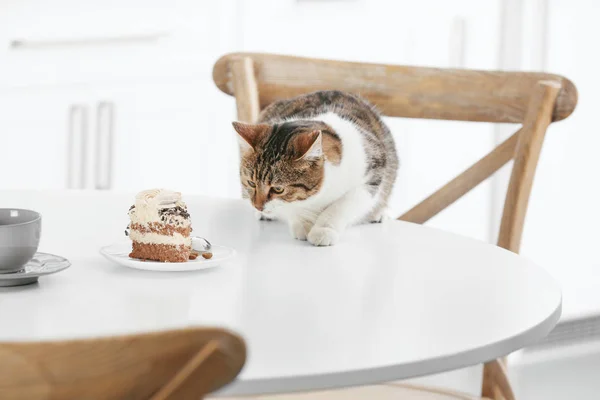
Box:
0, 88, 89, 190
0, 0, 239, 194
90, 80, 240, 198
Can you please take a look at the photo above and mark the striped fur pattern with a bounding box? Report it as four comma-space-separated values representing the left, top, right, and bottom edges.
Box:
233, 90, 398, 246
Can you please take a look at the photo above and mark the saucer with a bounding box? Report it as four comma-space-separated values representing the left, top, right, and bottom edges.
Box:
0, 252, 71, 287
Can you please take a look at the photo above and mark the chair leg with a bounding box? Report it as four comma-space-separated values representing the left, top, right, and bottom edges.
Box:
482, 80, 562, 400
482, 359, 515, 400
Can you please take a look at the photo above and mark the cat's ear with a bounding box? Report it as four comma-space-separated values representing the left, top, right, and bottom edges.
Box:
294, 130, 323, 161
232, 122, 270, 150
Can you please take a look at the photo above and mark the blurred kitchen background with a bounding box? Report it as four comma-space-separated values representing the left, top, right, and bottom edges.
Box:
1, 0, 598, 398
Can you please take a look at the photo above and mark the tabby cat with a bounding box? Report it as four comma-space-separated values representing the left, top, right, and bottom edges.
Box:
233, 90, 398, 246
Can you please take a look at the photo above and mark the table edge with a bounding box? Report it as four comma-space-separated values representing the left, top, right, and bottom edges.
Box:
215, 297, 562, 397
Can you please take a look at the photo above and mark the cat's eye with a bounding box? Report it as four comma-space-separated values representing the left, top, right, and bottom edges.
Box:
271, 186, 284, 194
247, 180, 256, 188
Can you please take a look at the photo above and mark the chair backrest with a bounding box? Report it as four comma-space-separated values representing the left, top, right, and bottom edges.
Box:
213, 52, 577, 254
0, 327, 246, 400
213, 52, 576, 124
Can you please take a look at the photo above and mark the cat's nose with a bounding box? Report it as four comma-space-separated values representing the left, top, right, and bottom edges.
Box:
253, 191, 267, 211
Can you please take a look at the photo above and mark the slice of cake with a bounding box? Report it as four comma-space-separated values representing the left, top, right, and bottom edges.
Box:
127, 189, 192, 262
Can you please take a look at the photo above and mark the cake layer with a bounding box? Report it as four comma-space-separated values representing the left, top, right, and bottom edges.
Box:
130, 222, 191, 237
130, 242, 190, 263
129, 229, 192, 247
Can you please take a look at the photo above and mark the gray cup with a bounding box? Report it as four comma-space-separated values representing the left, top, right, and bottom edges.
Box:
0, 209, 41, 273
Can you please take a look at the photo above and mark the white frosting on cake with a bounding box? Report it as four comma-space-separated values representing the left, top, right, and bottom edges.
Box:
136, 189, 181, 207
129, 189, 190, 227
129, 230, 192, 246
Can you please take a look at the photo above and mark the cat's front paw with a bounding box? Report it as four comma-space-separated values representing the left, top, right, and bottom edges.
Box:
369, 210, 390, 223
289, 220, 312, 241
255, 211, 275, 221
308, 227, 339, 246
370, 214, 390, 223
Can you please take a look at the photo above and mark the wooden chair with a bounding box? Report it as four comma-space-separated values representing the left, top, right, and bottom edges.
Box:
0, 327, 246, 400
213, 52, 577, 400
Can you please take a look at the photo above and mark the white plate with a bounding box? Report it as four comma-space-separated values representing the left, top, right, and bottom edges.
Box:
99, 242, 236, 272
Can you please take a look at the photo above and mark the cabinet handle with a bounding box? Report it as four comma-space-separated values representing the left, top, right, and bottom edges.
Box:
449, 17, 467, 68
10, 32, 168, 50
67, 104, 88, 189
95, 101, 115, 190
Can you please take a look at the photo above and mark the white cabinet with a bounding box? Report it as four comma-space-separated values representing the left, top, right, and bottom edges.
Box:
0, 0, 240, 196
0, 88, 88, 189
0, 81, 240, 196
91, 81, 239, 197
0, 0, 236, 88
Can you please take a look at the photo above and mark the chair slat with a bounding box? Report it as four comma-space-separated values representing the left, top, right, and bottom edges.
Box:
399, 131, 519, 224
497, 81, 561, 253
150, 340, 220, 400
214, 53, 577, 123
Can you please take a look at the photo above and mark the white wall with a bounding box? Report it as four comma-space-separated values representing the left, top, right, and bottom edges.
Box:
496, 0, 600, 320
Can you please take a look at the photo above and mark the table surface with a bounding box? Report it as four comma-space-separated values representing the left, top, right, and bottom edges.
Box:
0, 190, 562, 396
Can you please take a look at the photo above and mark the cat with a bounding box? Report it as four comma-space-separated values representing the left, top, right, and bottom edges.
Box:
232, 90, 398, 246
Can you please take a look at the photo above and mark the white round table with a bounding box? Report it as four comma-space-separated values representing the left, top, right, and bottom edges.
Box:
0, 191, 561, 396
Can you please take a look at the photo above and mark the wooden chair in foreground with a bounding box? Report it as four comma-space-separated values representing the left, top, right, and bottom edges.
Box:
213, 52, 577, 400
0, 327, 246, 400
